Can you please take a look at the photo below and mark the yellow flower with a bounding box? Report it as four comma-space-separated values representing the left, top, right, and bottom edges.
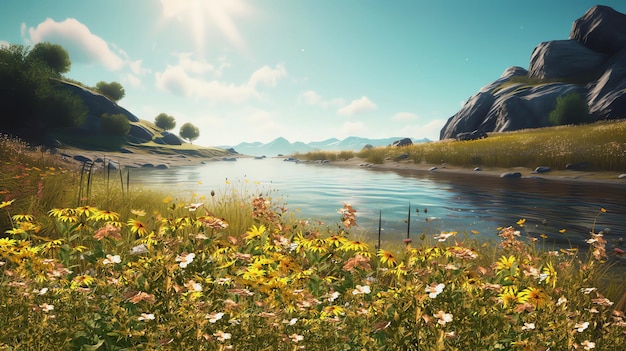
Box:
75, 205, 98, 217
377, 250, 398, 267
322, 305, 345, 317
498, 286, 522, 308
496, 255, 517, 271
340, 240, 369, 252
519, 287, 549, 308
92, 209, 120, 222
0, 238, 17, 247
128, 219, 149, 237
517, 218, 526, 226
244, 225, 266, 240
541, 262, 557, 288
130, 209, 146, 217
0, 199, 15, 209
11, 214, 34, 222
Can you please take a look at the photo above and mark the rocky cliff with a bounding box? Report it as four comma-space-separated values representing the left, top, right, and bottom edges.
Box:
440, 5, 626, 140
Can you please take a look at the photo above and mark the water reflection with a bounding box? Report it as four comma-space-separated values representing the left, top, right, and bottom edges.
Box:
129, 158, 625, 249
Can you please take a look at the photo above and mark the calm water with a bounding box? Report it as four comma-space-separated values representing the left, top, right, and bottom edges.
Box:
129, 158, 626, 248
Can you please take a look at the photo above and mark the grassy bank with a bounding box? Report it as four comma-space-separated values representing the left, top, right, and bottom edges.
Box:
339, 120, 626, 172
1, 136, 625, 350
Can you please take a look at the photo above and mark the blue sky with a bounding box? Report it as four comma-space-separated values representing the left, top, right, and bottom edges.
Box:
1, 1, 625, 147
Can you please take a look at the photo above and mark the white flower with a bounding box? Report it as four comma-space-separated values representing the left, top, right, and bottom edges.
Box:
39, 303, 54, 312
213, 331, 231, 342
328, 291, 340, 302
33, 287, 48, 295
186, 202, 204, 212
575, 321, 589, 332
556, 296, 568, 306
289, 334, 304, 342
425, 283, 445, 298
522, 322, 535, 330
581, 340, 596, 350
207, 312, 224, 323
282, 318, 298, 325
352, 284, 371, 295
581, 287, 596, 294
103, 254, 121, 265
433, 310, 453, 326
138, 313, 155, 321
433, 232, 455, 242
175, 252, 195, 268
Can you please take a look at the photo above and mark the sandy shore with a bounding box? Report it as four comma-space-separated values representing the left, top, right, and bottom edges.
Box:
323, 157, 626, 186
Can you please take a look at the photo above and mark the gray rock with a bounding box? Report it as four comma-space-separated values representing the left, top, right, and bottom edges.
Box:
565, 162, 590, 170
428, 167, 438, 171
618, 174, 626, 179
394, 153, 410, 161
440, 91, 496, 139
392, 138, 413, 147
107, 161, 120, 170
534, 166, 551, 173
73, 155, 92, 163
142, 164, 154, 168
570, 5, 626, 55
474, 167, 482, 171
129, 124, 153, 142
587, 50, 626, 120
155, 164, 169, 169
120, 147, 133, 153
500, 172, 522, 179
528, 40, 607, 80
160, 131, 184, 146
222, 157, 237, 161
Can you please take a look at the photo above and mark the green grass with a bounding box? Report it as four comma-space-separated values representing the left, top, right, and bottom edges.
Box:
1, 134, 625, 350
356, 120, 626, 172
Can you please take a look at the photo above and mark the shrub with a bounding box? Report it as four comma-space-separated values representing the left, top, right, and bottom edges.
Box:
100, 113, 130, 136
154, 113, 176, 131
96, 81, 125, 102
179, 122, 199, 143
549, 93, 591, 126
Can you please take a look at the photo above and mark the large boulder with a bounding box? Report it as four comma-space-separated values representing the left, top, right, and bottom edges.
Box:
570, 5, 626, 55
587, 49, 626, 120
392, 138, 413, 147
159, 131, 184, 146
528, 40, 607, 80
129, 124, 154, 142
440, 5, 626, 140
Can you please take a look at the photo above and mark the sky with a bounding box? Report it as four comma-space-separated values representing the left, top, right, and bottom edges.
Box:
1, 0, 625, 147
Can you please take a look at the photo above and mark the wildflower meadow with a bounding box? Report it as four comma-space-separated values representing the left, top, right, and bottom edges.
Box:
1, 136, 625, 350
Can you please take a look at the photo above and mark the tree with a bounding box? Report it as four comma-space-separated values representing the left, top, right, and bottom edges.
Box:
101, 113, 130, 136
549, 92, 591, 126
154, 113, 176, 131
96, 81, 125, 102
179, 123, 199, 143
0, 43, 86, 141
27, 42, 71, 75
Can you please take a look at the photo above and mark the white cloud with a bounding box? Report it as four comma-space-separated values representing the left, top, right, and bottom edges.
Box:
122, 73, 142, 88
249, 64, 287, 88
420, 119, 446, 141
392, 112, 420, 121
155, 55, 285, 103
337, 96, 377, 116
300, 90, 344, 108
155, 65, 257, 102
129, 60, 150, 76
25, 18, 125, 71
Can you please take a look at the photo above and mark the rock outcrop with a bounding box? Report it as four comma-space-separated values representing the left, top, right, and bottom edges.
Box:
440, 5, 626, 140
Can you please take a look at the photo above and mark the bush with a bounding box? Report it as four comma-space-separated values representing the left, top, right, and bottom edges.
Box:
549, 93, 591, 126
154, 113, 176, 131
96, 81, 125, 102
179, 122, 199, 143
100, 113, 130, 136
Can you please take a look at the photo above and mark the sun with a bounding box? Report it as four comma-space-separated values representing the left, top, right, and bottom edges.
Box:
160, 0, 251, 53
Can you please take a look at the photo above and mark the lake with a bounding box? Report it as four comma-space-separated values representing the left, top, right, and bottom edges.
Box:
129, 158, 625, 249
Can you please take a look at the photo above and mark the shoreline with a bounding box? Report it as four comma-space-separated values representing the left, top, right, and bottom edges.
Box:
56, 147, 626, 186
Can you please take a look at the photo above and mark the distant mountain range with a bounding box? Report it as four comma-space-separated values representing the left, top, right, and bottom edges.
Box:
219, 136, 431, 157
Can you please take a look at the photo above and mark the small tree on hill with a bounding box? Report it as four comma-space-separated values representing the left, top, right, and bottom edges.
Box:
101, 113, 130, 136
179, 122, 199, 144
549, 92, 591, 126
96, 81, 125, 102
155, 113, 176, 131
27, 42, 71, 75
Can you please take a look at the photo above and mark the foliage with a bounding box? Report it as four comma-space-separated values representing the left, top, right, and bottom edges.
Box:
26, 42, 71, 75
549, 92, 591, 126
95, 81, 125, 102
293, 150, 354, 161
180, 122, 200, 144
348, 120, 626, 172
0, 43, 86, 141
100, 113, 130, 136
0, 137, 625, 349
155, 113, 177, 131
